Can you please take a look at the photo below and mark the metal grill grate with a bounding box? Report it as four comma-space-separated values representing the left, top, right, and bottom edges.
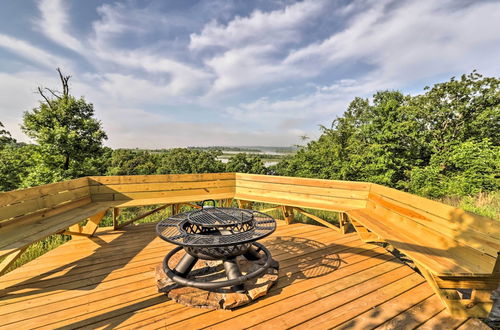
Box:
156, 208, 276, 247
187, 208, 254, 227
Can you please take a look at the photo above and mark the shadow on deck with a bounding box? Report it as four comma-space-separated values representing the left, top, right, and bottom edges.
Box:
0, 221, 479, 329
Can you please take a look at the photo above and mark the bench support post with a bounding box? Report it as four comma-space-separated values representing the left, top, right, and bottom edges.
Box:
415, 261, 495, 318
81, 210, 108, 236
339, 213, 349, 234
112, 208, 120, 230
493, 252, 500, 273
0, 247, 26, 276
116, 204, 169, 230
294, 207, 341, 232
171, 204, 180, 215
237, 200, 253, 209
281, 206, 294, 225
65, 210, 108, 238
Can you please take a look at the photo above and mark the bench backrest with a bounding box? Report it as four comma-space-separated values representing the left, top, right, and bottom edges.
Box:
2, 173, 497, 262
234, 173, 369, 212
367, 184, 500, 258
0, 177, 93, 256
88, 172, 236, 206
0, 177, 92, 226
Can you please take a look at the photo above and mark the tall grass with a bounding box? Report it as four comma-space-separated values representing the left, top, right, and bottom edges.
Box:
438, 191, 499, 220
3, 234, 71, 273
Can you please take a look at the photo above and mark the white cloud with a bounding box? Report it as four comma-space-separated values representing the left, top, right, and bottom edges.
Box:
92, 73, 192, 106
88, 3, 214, 95
36, 0, 84, 52
285, 0, 500, 80
34, 0, 213, 96
223, 73, 401, 133
96, 49, 213, 96
2, 0, 500, 148
190, 0, 325, 50
192, 0, 327, 94
0, 70, 61, 142
222, 0, 500, 130
205, 45, 305, 94
0, 34, 71, 70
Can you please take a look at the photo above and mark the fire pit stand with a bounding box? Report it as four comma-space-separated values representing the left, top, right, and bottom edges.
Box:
156, 200, 278, 297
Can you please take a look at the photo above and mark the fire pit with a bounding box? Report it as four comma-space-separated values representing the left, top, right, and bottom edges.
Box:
156, 200, 278, 304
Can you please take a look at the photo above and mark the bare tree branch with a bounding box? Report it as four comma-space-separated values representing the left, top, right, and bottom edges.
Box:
44, 87, 62, 100
57, 67, 71, 97
36, 86, 64, 125
37, 86, 54, 110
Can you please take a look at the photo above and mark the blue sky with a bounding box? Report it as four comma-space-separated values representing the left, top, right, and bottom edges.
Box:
0, 0, 499, 148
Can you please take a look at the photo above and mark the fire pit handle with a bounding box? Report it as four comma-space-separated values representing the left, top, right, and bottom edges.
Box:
200, 199, 217, 209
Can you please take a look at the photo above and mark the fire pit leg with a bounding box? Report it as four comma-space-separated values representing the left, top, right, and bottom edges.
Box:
243, 246, 262, 261
173, 253, 198, 276
223, 258, 246, 293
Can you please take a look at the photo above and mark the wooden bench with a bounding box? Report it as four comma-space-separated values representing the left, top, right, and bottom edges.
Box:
88, 172, 235, 208
0, 173, 236, 274
346, 183, 500, 317
234, 173, 369, 212
0, 177, 112, 274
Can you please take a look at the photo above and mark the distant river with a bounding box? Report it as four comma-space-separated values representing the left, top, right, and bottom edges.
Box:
218, 157, 278, 167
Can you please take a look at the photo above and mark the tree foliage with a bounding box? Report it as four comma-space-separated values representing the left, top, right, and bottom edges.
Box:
156, 148, 225, 174
274, 72, 499, 197
0, 144, 37, 191
106, 149, 159, 175
21, 69, 107, 182
0, 121, 15, 148
225, 153, 267, 174
409, 139, 499, 197
104, 148, 226, 176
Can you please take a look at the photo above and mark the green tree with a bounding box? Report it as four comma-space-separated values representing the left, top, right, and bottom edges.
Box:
0, 144, 37, 191
156, 148, 225, 174
274, 72, 499, 197
226, 153, 268, 174
21, 68, 107, 182
106, 149, 159, 175
412, 71, 500, 152
409, 139, 499, 197
0, 121, 15, 148
274, 91, 425, 187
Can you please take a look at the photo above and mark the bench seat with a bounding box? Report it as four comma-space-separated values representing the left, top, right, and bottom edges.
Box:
0, 202, 110, 257
346, 184, 500, 318
347, 208, 496, 276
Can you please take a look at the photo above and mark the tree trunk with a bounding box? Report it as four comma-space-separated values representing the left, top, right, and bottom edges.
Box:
64, 154, 70, 170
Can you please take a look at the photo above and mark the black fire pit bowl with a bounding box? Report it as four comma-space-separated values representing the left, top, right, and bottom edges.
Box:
156, 200, 277, 293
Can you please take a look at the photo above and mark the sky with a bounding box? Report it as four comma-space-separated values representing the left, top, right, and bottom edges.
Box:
0, 0, 499, 148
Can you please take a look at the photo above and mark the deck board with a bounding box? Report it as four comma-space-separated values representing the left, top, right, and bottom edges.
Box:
0, 221, 479, 329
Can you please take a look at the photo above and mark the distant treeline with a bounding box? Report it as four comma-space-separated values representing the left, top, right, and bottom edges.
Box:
188, 146, 262, 152
187, 146, 296, 153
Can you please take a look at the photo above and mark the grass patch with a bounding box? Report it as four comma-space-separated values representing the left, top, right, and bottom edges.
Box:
438, 191, 499, 219
249, 202, 340, 227
2, 234, 71, 274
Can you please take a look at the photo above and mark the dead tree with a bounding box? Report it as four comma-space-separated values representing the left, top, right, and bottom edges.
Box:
36, 68, 71, 110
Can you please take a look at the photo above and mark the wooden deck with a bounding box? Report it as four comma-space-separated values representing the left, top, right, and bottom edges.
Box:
0, 220, 485, 330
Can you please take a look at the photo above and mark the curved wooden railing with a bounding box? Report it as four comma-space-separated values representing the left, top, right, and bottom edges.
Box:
0, 172, 498, 317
